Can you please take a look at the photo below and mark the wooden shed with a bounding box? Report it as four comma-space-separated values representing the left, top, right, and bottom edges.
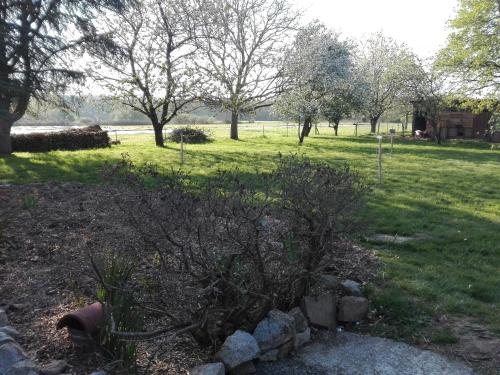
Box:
436, 111, 491, 139
412, 106, 492, 140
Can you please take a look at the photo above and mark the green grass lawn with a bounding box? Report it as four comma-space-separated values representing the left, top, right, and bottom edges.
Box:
1, 125, 500, 342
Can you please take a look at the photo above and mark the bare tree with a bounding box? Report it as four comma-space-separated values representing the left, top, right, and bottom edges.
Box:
89, 0, 199, 147
194, 0, 298, 140
0, 0, 129, 155
356, 32, 415, 133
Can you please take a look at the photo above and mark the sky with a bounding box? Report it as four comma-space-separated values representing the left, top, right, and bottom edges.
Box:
293, 0, 459, 58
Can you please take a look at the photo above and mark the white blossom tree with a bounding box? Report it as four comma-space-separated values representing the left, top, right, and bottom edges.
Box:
274, 21, 354, 143
320, 78, 365, 136
194, 0, 299, 140
356, 32, 416, 133
89, 0, 200, 147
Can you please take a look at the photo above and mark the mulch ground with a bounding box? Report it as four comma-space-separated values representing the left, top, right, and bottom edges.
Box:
0, 183, 209, 374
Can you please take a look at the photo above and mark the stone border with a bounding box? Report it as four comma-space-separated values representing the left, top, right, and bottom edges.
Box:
189, 277, 369, 374
0, 307, 39, 375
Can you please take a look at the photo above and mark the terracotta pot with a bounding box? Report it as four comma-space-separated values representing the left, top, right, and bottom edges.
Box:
56, 302, 104, 346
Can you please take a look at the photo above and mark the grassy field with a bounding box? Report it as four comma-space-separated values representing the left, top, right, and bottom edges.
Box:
1, 123, 500, 343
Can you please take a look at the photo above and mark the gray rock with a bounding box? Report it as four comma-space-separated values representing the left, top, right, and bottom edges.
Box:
367, 233, 430, 244
0, 326, 20, 338
0, 343, 27, 374
216, 330, 260, 370
341, 280, 363, 297
277, 340, 294, 359
190, 363, 225, 375
89, 372, 107, 375
0, 332, 16, 346
229, 361, 256, 375
0, 309, 10, 326
287, 308, 308, 332
338, 296, 369, 322
253, 310, 295, 352
5, 359, 39, 375
301, 294, 336, 330
259, 349, 279, 362
294, 328, 311, 350
41, 360, 67, 375
318, 275, 340, 290
256, 331, 474, 375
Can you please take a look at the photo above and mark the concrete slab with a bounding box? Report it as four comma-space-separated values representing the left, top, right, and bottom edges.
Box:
256, 331, 474, 375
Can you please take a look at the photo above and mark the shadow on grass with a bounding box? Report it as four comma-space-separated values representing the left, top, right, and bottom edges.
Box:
0, 153, 121, 184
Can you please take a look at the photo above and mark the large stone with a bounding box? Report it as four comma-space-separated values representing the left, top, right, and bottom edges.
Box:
318, 275, 340, 290
41, 360, 67, 375
287, 308, 308, 332
190, 363, 225, 375
252, 310, 295, 352
0, 343, 28, 374
0, 326, 20, 339
0, 309, 10, 326
216, 330, 259, 370
294, 328, 311, 350
229, 361, 256, 375
258, 349, 279, 362
338, 296, 369, 322
341, 280, 363, 297
277, 340, 294, 359
5, 359, 39, 375
301, 294, 336, 330
0, 332, 16, 346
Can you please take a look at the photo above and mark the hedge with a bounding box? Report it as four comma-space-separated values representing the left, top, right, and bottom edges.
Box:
12, 125, 111, 152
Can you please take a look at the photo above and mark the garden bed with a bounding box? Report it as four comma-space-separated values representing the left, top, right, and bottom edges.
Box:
0, 182, 377, 374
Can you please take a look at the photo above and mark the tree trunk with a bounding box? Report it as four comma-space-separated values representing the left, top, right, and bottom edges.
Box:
299, 116, 312, 144
370, 116, 379, 133
230, 111, 239, 140
153, 124, 165, 147
0, 117, 13, 156
431, 120, 441, 145
333, 119, 339, 136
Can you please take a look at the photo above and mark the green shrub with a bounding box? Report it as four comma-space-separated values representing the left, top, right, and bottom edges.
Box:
168, 127, 212, 144
12, 125, 110, 152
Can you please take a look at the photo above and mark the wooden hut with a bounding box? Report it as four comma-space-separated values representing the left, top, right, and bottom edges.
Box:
412, 104, 492, 140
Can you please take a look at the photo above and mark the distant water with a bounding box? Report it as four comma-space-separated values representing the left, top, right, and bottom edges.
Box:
11, 125, 160, 135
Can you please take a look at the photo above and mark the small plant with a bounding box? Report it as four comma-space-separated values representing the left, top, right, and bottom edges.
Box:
431, 329, 459, 345
168, 127, 212, 144
92, 253, 142, 373
22, 194, 38, 209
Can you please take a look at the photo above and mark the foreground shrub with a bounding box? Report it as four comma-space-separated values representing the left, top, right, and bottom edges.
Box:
100, 155, 367, 346
168, 127, 212, 144
12, 125, 110, 152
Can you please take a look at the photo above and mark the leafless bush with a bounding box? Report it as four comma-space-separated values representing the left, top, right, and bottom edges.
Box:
100, 154, 367, 346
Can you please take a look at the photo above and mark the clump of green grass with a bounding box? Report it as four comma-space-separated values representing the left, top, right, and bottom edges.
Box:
22, 194, 38, 209
430, 329, 459, 345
